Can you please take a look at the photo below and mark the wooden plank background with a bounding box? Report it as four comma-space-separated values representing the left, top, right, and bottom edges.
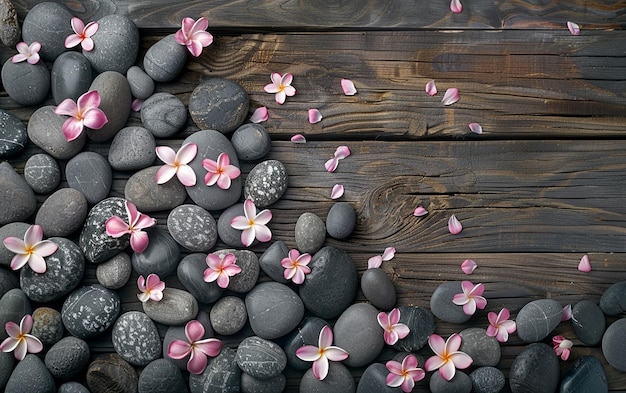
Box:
2, 0, 626, 392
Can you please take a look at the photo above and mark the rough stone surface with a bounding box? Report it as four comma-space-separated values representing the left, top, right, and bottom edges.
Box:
4, 354, 55, 393
125, 166, 187, 212
430, 281, 472, 324
356, 363, 398, 393
112, 311, 161, 366
28, 106, 85, 160
560, 355, 608, 393
241, 373, 286, 393
31, 307, 63, 346
65, 152, 112, 204
51, 52, 93, 105
430, 371, 472, 393
392, 306, 437, 352
86, 353, 138, 393
189, 347, 240, 393
470, 367, 506, 393
177, 253, 224, 304
0, 161, 37, 225
0, 266, 18, 298
571, 299, 605, 346
0, 109, 27, 158
96, 253, 132, 290
131, 227, 181, 277
0, 288, 31, 341
299, 362, 355, 393
516, 298, 563, 343
143, 34, 188, 82
0, 0, 19, 47
168, 204, 218, 252
210, 296, 247, 335
79, 197, 129, 264
283, 316, 328, 370
35, 188, 87, 237
245, 281, 304, 339
459, 328, 501, 367
83, 14, 139, 74
602, 318, 626, 372
214, 249, 259, 293
258, 240, 290, 284
244, 160, 288, 208
361, 268, 397, 310
126, 66, 155, 100
1, 59, 49, 106
189, 78, 249, 133
61, 285, 120, 339
143, 288, 198, 326
236, 336, 287, 379
24, 153, 61, 194
108, 127, 156, 171
509, 343, 559, 393
0, 352, 14, 391
86, 71, 132, 142
334, 303, 384, 367
44, 336, 90, 380
294, 212, 326, 255
217, 203, 247, 247
141, 92, 187, 137
0, 222, 29, 267
326, 202, 356, 239
57, 382, 91, 393
21, 2, 73, 61
600, 281, 626, 315
138, 358, 188, 393
231, 123, 272, 161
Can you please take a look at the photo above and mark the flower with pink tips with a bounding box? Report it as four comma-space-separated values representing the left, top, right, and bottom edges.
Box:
174, 17, 213, 57
281, 249, 312, 284
202, 153, 240, 190
377, 308, 410, 345
2, 224, 57, 274
368, 246, 396, 269
65, 17, 98, 51
167, 320, 222, 374
424, 333, 473, 381
137, 274, 165, 302
230, 199, 273, 247
264, 72, 296, 104
486, 308, 516, 343
54, 90, 108, 142
453, 281, 487, 316
155, 143, 198, 187
325, 145, 351, 172
11, 41, 41, 64
0, 314, 43, 360
203, 252, 241, 289
552, 335, 573, 361
105, 200, 157, 253
386, 354, 425, 392
296, 325, 349, 380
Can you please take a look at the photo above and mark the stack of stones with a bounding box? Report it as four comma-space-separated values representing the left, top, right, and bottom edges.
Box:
0, 2, 624, 393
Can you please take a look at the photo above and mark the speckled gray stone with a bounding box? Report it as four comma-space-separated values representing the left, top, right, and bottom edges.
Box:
36, 188, 88, 237
0, 0, 19, 47
0, 352, 14, 391
4, 354, 55, 393
430, 370, 472, 393
83, 14, 139, 74
96, 252, 132, 290
392, 306, 436, 352
28, 106, 86, 160
24, 154, 61, 194
283, 316, 329, 370
459, 328, 501, 367
131, 227, 181, 277
295, 212, 326, 255
79, 197, 129, 264
509, 343, 559, 393
244, 160, 288, 208
334, 303, 384, 367
231, 123, 272, 161
112, 311, 161, 366
470, 367, 506, 393
138, 358, 188, 393
236, 336, 287, 379
44, 336, 90, 380
0, 161, 37, 225
51, 52, 93, 105
516, 298, 562, 343
299, 362, 355, 393
141, 92, 187, 137
246, 281, 304, 339
356, 363, 398, 393
86, 71, 132, 142
21, 2, 73, 61
210, 296, 247, 335
214, 249, 259, 293
125, 166, 187, 212
326, 202, 356, 239
1, 59, 50, 106
57, 382, 91, 393
189, 347, 240, 393
241, 373, 286, 393
143, 34, 188, 82
177, 253, 224, 304
0, 109, 27, 158
602, 318, 626, 372
189, 78, 249, 133
600, 281, 626, 315
61, 284, 120, 339
571, 299, 605, 346
430, 281, 472, 324
258, 240, 290, 283
126, 66, 155, 100
0, 289, 31, 341
0, 222, 29, 267
168, 204, 218, 252
361, 267, 397, 310
65, 152, 112, 204
143, 288, 198, 326
31, 307, 63, 346
108, 127, 156, 171
86, 353, 138, 393
217, 203, 247, 247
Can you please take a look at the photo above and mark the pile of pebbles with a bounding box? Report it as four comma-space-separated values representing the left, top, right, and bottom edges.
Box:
0, 2, 624, 393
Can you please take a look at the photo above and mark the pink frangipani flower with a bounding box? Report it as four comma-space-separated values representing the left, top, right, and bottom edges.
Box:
450, 0, 462, 13
65, 17, 98, 51
291, 134, 306, 144
567, 21, 580, 36
137, 274, 165, 302
453, 281, 487, 315
167, 320, 222, 374
325, 145, 351, 172
561, 304, 572, 321
202, 152, 240, 190
469, 123, 483, 134
11, 41, 41, 64
413, 205, 428, 217
461, 259, 477, 275
386, 354, 425, 393
442, 88, 460, 106
0, 314, 43, 361
296, 325, 349, 380
54, 90, 108, 142
308, 109, 323, 124
425, 80, 437, 96
424, 333, 473, 381
155, 143, 198, 187
448, 214, 463, 234
3, 224, 57, 274
377, 308, 410, 345
230, 199, 272, 247
105, 200, 157, 253
203, 253, 241, 289
368, 246, 396, 269
486, 308, 516, 343
552, 335, 573, 361
341, 79, 357, 96
250, 106, 268, 123
264, 72, 296, 104
578, 254, 591, 272
331, 184, 344, 199
174, 17, 213, 57
281, 249, 312, 284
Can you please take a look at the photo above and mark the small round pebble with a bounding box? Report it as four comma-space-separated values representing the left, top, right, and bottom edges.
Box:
86, 70, 132, 142
244, 159, 288, 208
112, 311, 162, 366
210, 296, 247, 335
334, 303, 384, 367
24, 154, 61, 194
96, 252, 132, 290
236, 336, 287, 379
125, 166, 187, 212
131, 227, 181, 277
516, 298, 563, 343
189, 78, 249, 133
177, 253, 224, 304
108, 127, 156, 171
299, 361, 355, 393
602, 318, 626, 372
459, 328, 501, 367
44, 336, 90, 380
126, 66, 155, 99
509, 343, 559, 393
217, 203, 247, 247
571, 299, 605, 346
295, 212, 326, 254
83, 14, 139, 74
245, 281, 304, 339
143, 34, 188, 82
27, 106, 85, 160
4, 354, 55, 393
61, 284, 120, 339
0, 109, 27, 158
258, 240, 290, 284
430, 370, 472, 393
1, 59, 50, 106
21, 2, 73, 61
215, 249, 259, 293
326, 202, 356, 239
51, 52, 93, 105
168, 204, 218, 252
142, 288, 198, 326
241, 373, 286, 393
138, 358, 188, 393
31, 307, 63, 346
189, 347, 240, 393
361, 267, 397, 310
470, 367, 506, 393
86, 354, 138, 393
231, 123, 272, 161
66, 151, 112, 204
35, 188, 88, 237
0, 161, 37, 226
599, 281, 626, 315
430, 281, 472, 324
141, 92, 187, 137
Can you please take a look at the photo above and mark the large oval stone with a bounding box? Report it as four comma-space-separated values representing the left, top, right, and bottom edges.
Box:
392, 306, 436, 352
112, 311, 161, 366
516, 299, 562, 343
79, 197, 129, 264
231, 123, 272, 161
83, 14, 139, 74
509, 343, 559, 393
430, 281, 472, 324
21, 2, 73, 61
189, 78, 249, 133
141, 92, 187, 138
125, 166, 187, 212
131, 227, 181, 277
333, 303, 384, 367
86, 71, 132, 142
236, 336, 287, 379
143, 34, 188, 82
108, 126, 156, 171
168, 204, 218, 252
459, 327, 501, 367
36, 188, 88, 237
602, 318, 626, 372
138, 359, 188, 393
599, 281, 626, 315
258, 240, 290, 284
361, 267, 396, 310
210, 296, 247, 335
1, 60, 50, 106
66, 152, 112, 204
571, 299, 605, 346
142, 288, 198, 326
299, 362, 355, 393
0, 109, 27, 158
0, 161, 37, 225
294, 212, 326, 255
51, 52, 93, 105
283, 316, 328, 370
61, 284, 120, 339
245, 281, 304, 339
326, 202, 356, 239
28, 106, 85, 160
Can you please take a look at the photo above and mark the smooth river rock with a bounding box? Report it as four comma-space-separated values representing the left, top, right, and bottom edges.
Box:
258, 240, 290, 284
0, 161, 37, 225
602, 318, 626, 372
112, 311, 161, 366
189, 347, 240, 393
392, 306, 436, 352
35, 188, 88, 237
244, 159, 288, 208
138, 358, 188, 393
236, 336, 287, 379
509, 343, 559, 393
83, 14, 139, 74
231, 123, 272, 161
23, 153, 61, 194
189, 78, 249, 133
210, 296, 247, 335
245, 281, 304, 339
560, 355, 608, 393
1, 59, 49, 106
168, 204, 218, 252
4, 354, 55, 393
470, 367, 506, 393
51, 51, 93, 105
131, 227, 181, 277
141, 92, 187, 137
0, 288, 31, 341
86, 353, 138, 393
361, 267, 397, 310
459, 328, 500, 367
126, 66, 155, 100
108, 127, 156, 171
66, 152, 112, 204
142, 288, 198, 326
96, 252, 132, 290
516, 298, 563, 343
143, 34, 188, 82
21, 2, 73, 61
86, 71, 132, 142
79, 197, 129, 263
44, 336, 90, 380
125, 166, 187, 212
333, 303, 384, 367
571, 299, 605, 346
600, 281, 626, 315
283, 316, 329, 370
0, 109, 27, 158
299, 362, 355, 393
430, 281, 472, 324
27, 106, 86, 160
294, 212, 326, 255
61, 284, 120, 339
177, 253, 224, 304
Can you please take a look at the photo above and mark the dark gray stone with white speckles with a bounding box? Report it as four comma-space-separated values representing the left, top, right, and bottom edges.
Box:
392, 306, 436, 352
210, 296, 247, 335
0, 109, 27, 158
108, 127, 156, 171
83, 14, 139, 74
79, 197, 129, 264
61, 284, 120, 339
36, 188, 88, 237
231, 123, 272, 161
21, 2, 73, 61
241, 373, 286, 393
125, 166, 187, 212
0, 161, 37, 226
24, 154, 61, 194
459, 328, 501, 367
143, 34, 188, 83
112, 311, 161, 366
236, 336, 287, 379
470, 367, 506, 393
4, 354, 55, 393
138, 358, 188, 393
516, 298, 562, 343
131, 227, 181, 277
189, 78, 249, 133
28, 106, 86, 160
142, 288, 198, 326
430, 281, 472, 324
44, 336, 90, 380
295, 212, 326, 255
1, 59, 50, 106
189, 347, 241, 393
57, 382, 91, 393
0, 222, 29, 268
244, 160, 288, 208
51, 51, 93, 105
141, 92, 187, 138
178, 253, 224, 304
126, 66, 155, 100
66, 152, 112, 204
168, 204, 218, 252
31, 307, 63, 346
215, 249, 259, 293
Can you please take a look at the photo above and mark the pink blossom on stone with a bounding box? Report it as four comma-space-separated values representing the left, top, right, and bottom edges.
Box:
291, 134, 307, 144
65, 17, 98, 51
425, 80, 437, 96
377, 308, 410, 345
202, 152, 241, 190
452, 281, 487, 316
105, 200, 157, 253
167, 320, 222, 374
442, 88, 460, 106
552, 335, 573, 361
469, 123, 483, 134
461, 259, 477, 275
11, 41, 41, 64
578, 254, 591, 272
2, 224, 57, 274
561, 304, 572, 321
250, 106, 268, 123
230, 199, 272, 247
448, 214, 463, 234
0, 314, 43, 361
137, 274, 165, 302
296, 325, 349, 380
203, 252, 241, 289
486, 308, 516, 343
131, 98, 143, 112
264, 72, 296, 104
341, 79, 357, 96
413, 205, 428, 217
567, 21, 580, 36
424, 333, 473, 381
325, 145, 351, 172
155, 143, 198, 186
368, 247, 396, 269
54, 90, 108, 142
281, 249, 312, 284
386, 354, 425, 393
450, 0, 463, 13
174, 17, 213, 57
308, 109, 323, 124
331, 184, 344, 199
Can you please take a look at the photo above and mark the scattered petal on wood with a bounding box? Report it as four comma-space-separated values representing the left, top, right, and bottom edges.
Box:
461, 259, 477, 275
341, 79, 357, 95
561, 304, 572, 321
290, 134, 306, 144
425, 80, 437, 96
469, 123, 483, 134
567, 21, 580, 36
448, 214, 463, 234
450, 0, 462, 13
578, 254, 592, 272
250, 106, 268, 123
308, 109, 323, 124
442, 88, 459, 106
413, 206, 428, 217
331, 184, 344, 199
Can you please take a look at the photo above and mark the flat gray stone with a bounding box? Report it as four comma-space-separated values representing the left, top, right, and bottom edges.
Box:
602, 318, 626, 372
516, 298, 562, 343
0, 109, 27, 158
0, 161, 37, 225
24, 154, 61, 194
79, 197, 129, 264
57, 382, 91, 393
459, 328, 501, 367
0, 352, 14, 391
125, 166, 187, 212
51, 52, 93, 105
168, 204, 218, 252
126, 66, 155, 100
108, 126, 156, 171
600, 281, 626, 315
236, 336, 287, 379
509, 343, 559, 393
334, 303, 384, 367
83, 14, 139, 74
31, 307, 63, 346
142, 287, 198, 326
177, 253, 224, 304
112, 311, 161, 366
96, 252, 132, 290
1, 59, 49, 106
65, 152, 112, 204
210, 296, 247, 335
326, 202, 356, 239
143, 34, 188, 82
5, 354, 55, 393
61, 284, 120, 339
295, 212, 326, 255
470, 367, 506, 393
138, 358, 188, 393
21, 2, 73, 61
189, 347, 240, 393
44, 336, 90, 380
356, 363, 398, 393
361, 268, 396, 310
86, 70, 131, 142
571, 299, 605, 346
241, 373, 286, 393
131, 227, 180, 277
232, 123, 272, 161
189, 78, 249, 133
244, 160, 288, 208
430, 281, 472, 324
430, 370, 472, 393
245, 281, 304, 339
28, 106, 86, 160
141, 92, 187, 137
36, 188, 87, 237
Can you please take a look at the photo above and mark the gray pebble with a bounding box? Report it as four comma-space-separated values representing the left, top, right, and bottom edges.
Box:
0, 352, 14, 391
138, 358, 188, 393
217, 203, 247, 247
125, 166, 187, 212
141, 92, 187, 137
96, 252, 132, 289
78, 197, 129, 264
214, 249, 259, 293
299, 362, 355, 393
326, 202, 356, 239
0, 222, 29, 267
231, 123, 272, 161
430, 370, 472, 393
602, 318, 626, 372
44, 336, 90, 380
143, 287, 198, 326
459, 328, 501, 367
600, 280, 626, 315
189, 78, 249, 133
356, 363, 399, 393
236, 336, 287, 379
65, 151, 112, 204
244, 159, 288, 208
0, 288, 31, 341
560, 355, 608, 393
258, 240, 290, 283
131, 227, 181, 277
0, 161, 37, 225
177, 253, 224, 304
430, 281, 472, 324
61, 284, 120, 339
83, 14, 139, 74
112, 311, 161, 366
51, 51, 93, 105
0, 109, 27, 158
571, 299, 605, 346
28, 106, 85, 160
86, 70, 131, 142
516, 298, 562, 343
245, 281, 304, 339
210, 296, 247, 335
36, 188, 88, 237
143, 34, 188, 82
108, 126, 156, 171
334, 303, 384, 367
295, 212, 326, 254
189, 347, 241, 393
126, 66, 155, 99
1, 59, 49, 106
283, 316, 329, 370
0, 0, 19, 47
509, 343, 559, 393
31, 307, 63, 346
0, 266, 18, 298
470, 367, 506, 393
24, 154, 61, 194
57, 382, 91, 393
21, 2, 73, 61
86, 353, 138, 393
168, 204, 218, 252
392, 306, 436, 352
241, 373, 286, 393
4, 354, 55, 393
361, 267, 397, 310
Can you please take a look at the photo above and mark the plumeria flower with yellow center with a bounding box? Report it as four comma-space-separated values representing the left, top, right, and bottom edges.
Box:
105, 200, 157, 253
486, 308, 516, 343
377, 308, 410, 345
174, 17, 213, 57
230, 199, 272, 247
3, 224, 57, 274
0, 314, 43, 361
65, 17, 99, 51
203, 252, 241, 289
167, 320, 222, 374
137, 274, 165, 302
552, 336, 573, 361
385, 354, 425, 392
11, 41, 41, 64
264, 72, 296, 105
155, 143, 198, 187
281, 249, 311, 284
424, 333, 473, 381
202, 152, 241, 190
54, 90, 108, 142
296, 325, 349, 380
452, 280, 487, 316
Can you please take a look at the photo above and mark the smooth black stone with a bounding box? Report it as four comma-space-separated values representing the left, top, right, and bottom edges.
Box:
334, 303, 384, 367
357, 363, 400, 393
602, 318, 626, 372
96, 252, 132, 290
0, 222, 29, 268
31, 307, 63, 346
126, 66, 155, 100
142, 288, 198, 326
27, 106, 85, 160
217, 203, 247, 247
245, 281, 304, 339
283, 316, 329, 370
61, 284, 120, 339
57, 382, 91, 393
244, 160, 288, 208
231, 123, 272, 161
571, 299, 605, 346
299, 246, 358, 319
125, 166, 187, 212
509, 343, 559, 393
66, 151, 112, 204
258, 240, 290, 284
0, 0, 18, 47
143, 34, 188, 82
294, 212, 326, 255
79, 197, 129, 264
24, 153, 61, 194
0, 351, 14, 389
163, 311, 214, 370
470, 367, 506, 393
4, 354, 55, 393
215, 249, 259, 293
210, 296, 247, 335
1, 59, 49, 106
20, 237, 84, 302
44, 336, 90, 380
516, 298, 562, 343
0, 161, 37, 225
86, 71, 132, 142
141, 92, 187, 137
0, 109, 27, 158
0, 288, 31, 341
138, 358, 188, 393
560, 355, 608, 393
189, 78, 249, 133
361, 268, 397, 310
108, 126, 156, 171
326, 202, 356, 239
599, 281, 626, 315
0, 266, 18, 299
21, 2, 72, 61
51, 51, 93, 105
236, 336, 287, 379
86, 353, 138, 393
241, 373, 286, 393
112, 311, 161, 366
430, 281, 471, 324
459, 328, 501, 367
168, 204, 218, 252
189, 347, 240, 393
35, 188, 88, 237
430, 371, 472, 393
131, 227, 181, 277
299, 362, 355, 393
178, 253, 224, 304
83, 14, 139, 74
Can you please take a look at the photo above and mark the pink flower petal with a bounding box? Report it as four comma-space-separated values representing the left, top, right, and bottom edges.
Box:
55, 98, 79, 117
442, 88, 460, 106
382, 247, 396, 261
105, 216, 130, 238
469, 123, 483, 134
64, 34, 82, 49
448, 214, 463, 234
428, 334, 446, 356
386, 372, 405, 388
185, 320, 206, 342
567, 21, 580, 36
82, 107, 108, 130
295, 345, 321, 362
325, 157, 339, 173
449, 352, 473, 369
308, 109, 323, 124
155, 165, 177, 185
450, 0, 462, 13
176, 165, 197, 187
2, 236, 25, 254
240, 228, 256, 247
413, 205, 428, 217
334, 145, 351, 159
439, 360, 457, 381
130, 231, 150, 253
341, 79, 357, 96
81, 37, 95, 52
10, 254, 29, 271
167, 339, 191, 359
318, 325, 333, 348
155, 146, 176, 165
187, 350, 208, 374
461, 259, 477, 274
28, 253, 47, 274
324, 346, 348, 361
394, 324, 411, 340
368, 255, 383, 269
250, 106, 268, 123
254, 224, 272, 243
195, 338, 222, 357
424, 355, 446, 372
77, 90, 101, 109
13, 340, 27, 361
331, 184, 344, 199
61, 118, 84, 142
312, 356, 329, 380
562, 304, 572, 321
578, 254, 592, 272
425, 80, 437, 96
216, 273, 230, 288
291, 134, 306, 144
177, 143, 198, 165
70, 17, 85, 34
